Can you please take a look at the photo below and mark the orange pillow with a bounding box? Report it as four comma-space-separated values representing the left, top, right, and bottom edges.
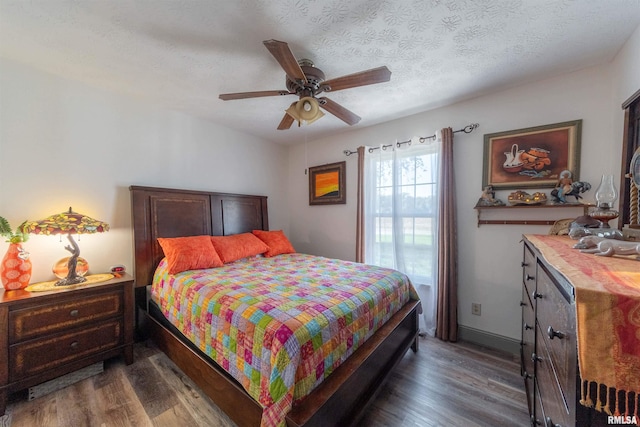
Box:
252, 230, 296, 257
157, 235, 223, 274
210, 233, 269, 264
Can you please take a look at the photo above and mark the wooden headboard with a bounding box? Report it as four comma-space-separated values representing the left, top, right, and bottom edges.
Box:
130, 186, 268, 288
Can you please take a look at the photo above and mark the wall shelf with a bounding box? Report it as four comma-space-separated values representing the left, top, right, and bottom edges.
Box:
474, 203, 593, 227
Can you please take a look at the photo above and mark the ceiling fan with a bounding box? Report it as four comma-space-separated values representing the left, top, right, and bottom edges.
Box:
219, 39, 391, 130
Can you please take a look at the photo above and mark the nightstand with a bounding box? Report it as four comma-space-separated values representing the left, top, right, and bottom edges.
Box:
0, 273, 134, 415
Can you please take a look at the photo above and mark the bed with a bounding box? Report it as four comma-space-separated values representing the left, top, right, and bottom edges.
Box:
130, 185, 421, 427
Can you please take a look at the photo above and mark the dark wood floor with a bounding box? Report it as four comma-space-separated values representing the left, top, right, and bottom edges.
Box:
4, 336, 529, 427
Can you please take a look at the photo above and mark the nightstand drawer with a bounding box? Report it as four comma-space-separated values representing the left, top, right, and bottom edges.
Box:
9, 319, 122, 380
9, 290, 123, 342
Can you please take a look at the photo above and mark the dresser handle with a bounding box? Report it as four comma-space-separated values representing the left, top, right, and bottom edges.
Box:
531, 353, 542, 363
547, 326, 565, 340
526, 274, 535, 281
70, 341, 79, 350
545, 416, 562, 427
69, 309, 79, 317
531, 290, 542, 299
524, 322, 533, 330
523, 370, 532, 380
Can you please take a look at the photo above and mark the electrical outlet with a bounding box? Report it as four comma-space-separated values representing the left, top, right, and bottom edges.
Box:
472, 303, 481, 316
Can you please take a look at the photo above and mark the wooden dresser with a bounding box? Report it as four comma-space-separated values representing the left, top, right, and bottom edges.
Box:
521, 236, 611, 427
0, 274, 134, 415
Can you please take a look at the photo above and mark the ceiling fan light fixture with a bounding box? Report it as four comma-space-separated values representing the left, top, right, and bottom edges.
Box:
285, 96, 324, 126
219, 40, 389, 130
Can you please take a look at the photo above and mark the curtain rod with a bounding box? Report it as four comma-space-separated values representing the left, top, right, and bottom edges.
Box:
343, 123, 479, 156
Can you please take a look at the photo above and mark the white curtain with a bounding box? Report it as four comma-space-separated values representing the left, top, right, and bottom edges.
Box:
363, 136, 441, 336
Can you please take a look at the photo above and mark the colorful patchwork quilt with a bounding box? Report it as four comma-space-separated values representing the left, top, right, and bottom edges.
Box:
151, 253, 418, 427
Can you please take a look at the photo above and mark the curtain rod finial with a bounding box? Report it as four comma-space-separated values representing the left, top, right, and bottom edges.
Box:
463, 123, 479, 133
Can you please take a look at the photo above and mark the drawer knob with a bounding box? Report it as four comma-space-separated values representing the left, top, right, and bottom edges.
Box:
531, 415, 542, 425
526, 274, 535, 281
69, 309, 79, 317
545, 416, 562, 427
70, 341, 79, 350
547, 326, 565, 340
521, 261, 529, 267
524, 322, 533, 331
531, 290, 542, 299
523, 370, 532, 380
531, 353, 542, 363
519, 301, 526, 307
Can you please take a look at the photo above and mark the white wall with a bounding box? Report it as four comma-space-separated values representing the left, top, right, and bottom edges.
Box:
288, 27, 639, 341
0, 59, 289, 282
611, 23, 640, 164
612, 24, 640, 107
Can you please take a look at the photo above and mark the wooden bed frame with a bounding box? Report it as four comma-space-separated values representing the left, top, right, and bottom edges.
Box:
130, 185, 420, 427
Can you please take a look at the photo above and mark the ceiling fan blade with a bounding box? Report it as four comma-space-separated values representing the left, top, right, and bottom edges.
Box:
318, 97, 361, 126
277, 112, 295, 130
219, 90, 293, 101
263, 39, 307, 84
320, 66, 391, 92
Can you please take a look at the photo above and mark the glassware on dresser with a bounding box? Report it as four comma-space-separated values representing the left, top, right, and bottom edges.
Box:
589, 174, 619, 228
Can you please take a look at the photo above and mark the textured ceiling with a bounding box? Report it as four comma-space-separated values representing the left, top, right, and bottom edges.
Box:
1, 0, 639, 145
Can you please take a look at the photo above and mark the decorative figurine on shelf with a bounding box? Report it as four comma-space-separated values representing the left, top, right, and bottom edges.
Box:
550, 170, 591, 203
507, 190, 547, 205
476, 185, 505, 207
556, 170, 573, 201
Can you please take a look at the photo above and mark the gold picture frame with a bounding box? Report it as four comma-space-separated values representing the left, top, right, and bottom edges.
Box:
309, 161, 346, 205
482, 120, 582, 190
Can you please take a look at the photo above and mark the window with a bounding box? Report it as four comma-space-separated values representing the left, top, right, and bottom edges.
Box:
364, 141, 440, 334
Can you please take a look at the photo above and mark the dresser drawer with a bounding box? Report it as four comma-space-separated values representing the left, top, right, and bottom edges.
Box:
521, 283, 535, 411
536, 263, 576, 407
522, 244, 536, 301
9, 290, 123, 342
9, 319, 122, 380
535, 328, 572, 427
533, 380, 546, 427
521, 284, 535, 356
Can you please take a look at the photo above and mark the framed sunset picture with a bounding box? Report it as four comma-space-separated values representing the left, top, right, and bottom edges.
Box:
309, 161, 346, 205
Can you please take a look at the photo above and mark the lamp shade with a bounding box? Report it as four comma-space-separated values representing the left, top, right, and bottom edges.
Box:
22, 207, 109, 286
22, 207, 109, 235
285, 96, 324, 125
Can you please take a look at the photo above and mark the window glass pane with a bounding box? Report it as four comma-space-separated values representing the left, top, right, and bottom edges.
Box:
400, 187, 415, 213
375, 216, 392, 243
377, 187, 392, 214
416, 154, 435, 184
402, 217, 415, 244
415, 184, 435, 215
368, 148, 438, 282
378, 159, 392, 187
399, 157, 416, 185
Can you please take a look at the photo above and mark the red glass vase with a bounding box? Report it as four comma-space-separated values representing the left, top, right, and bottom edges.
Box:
1, 243, 32, 290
